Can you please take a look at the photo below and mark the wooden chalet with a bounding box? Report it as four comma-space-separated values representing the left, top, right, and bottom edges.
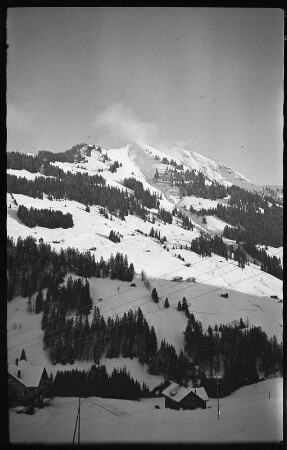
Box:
8, 358, 50, 407
162, 382, 209, 410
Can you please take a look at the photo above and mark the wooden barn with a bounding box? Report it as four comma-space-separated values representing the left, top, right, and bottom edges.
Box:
162, 382, 209, 410
8, 358, 49, 407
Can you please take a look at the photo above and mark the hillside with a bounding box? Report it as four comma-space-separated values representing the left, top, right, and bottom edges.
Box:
7, 143, 283, 390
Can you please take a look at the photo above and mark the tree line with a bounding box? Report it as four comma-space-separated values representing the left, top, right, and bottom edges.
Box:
41, 303, 158, 366
7, 236, 134, 301
7, 144, 97, 171
123, 177, 160, 209
7, 173, 155, 223
193, 202, 282, 248
53, 365, 150, 400
184, 315, 282, 387
17, 205, 74, 229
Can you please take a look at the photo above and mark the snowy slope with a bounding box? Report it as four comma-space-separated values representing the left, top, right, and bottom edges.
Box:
7, 144, 283, 386
138, 141, 253, 187
9, 378, 283, 444
177, 195, 229, 211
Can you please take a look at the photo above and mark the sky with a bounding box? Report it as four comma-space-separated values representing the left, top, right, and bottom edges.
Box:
7, 7, 284, 185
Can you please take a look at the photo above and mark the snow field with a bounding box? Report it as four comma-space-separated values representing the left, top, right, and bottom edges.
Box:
9, 378, 283, 444
178, 195, 228, 211
7, 169, 53, 181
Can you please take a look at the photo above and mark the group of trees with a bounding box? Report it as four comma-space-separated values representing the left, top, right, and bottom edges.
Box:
7, 172, 156, 224
157, 208, 173, 224
172, 208, 194, 230
242, 240, 283, 280
7, 151, 66, 177
7, 236, 134, 301
123, 177, 160, 209
109, 160, 120, 173
8, 145, 98, 168
161, 156, 184, 171
177, 297, 190, 317
184, 317, 283, 381
149, 227, 166, 244
189, 234, 229, 259
194, 201, 282, 249
53, 365, 150, 400
188, 234, 248, 268
182, 172, 227, 199
41, 304, 158, 367
108, 230, 121, 243
17, 205, 74, 229
109, 252, 135, 281
43, 276, 92, 315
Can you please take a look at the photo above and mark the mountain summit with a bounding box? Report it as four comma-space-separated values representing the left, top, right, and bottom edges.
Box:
127, 140, 253, 189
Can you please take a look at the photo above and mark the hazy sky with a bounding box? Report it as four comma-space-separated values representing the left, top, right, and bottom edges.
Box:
7, 7, 283, 185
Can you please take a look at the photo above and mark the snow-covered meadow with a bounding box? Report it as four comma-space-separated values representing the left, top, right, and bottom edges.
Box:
9, 378, 283, 444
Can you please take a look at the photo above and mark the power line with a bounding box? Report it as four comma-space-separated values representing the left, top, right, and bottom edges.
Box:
10, 269, 266, 362
8, 233, 282, 342
11, 263, 274, 361
8, 255, 234, 346
8, 260, 244, 354
8, 256, 205, 339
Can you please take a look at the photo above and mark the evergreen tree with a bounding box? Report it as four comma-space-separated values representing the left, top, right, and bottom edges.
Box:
164, 297, 169, 308
151, 288, 159, 303
35, 289, 44, 314
27, 296, 32, 313
20, 348, 27, 361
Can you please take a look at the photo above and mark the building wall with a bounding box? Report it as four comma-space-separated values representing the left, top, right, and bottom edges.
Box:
8, 370, 49, 406
165, 396, 180, 410
9, 375, 38, 406
180, 392, 206, 410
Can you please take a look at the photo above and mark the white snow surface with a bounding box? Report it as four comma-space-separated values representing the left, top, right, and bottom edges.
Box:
7, 169, 52, 180
178, 195, 227, 211
204, 215, 230, 233
9, 378, 283, 443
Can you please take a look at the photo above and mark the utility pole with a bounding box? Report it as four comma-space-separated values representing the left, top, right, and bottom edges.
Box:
78, 398, 81, 445
72, 398, 81, 445
217, 379, 220, 419
72, 404, 79, 444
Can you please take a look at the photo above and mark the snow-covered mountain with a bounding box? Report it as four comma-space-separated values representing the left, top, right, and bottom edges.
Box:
129, 140, 254, 188
7, 141, 283, 359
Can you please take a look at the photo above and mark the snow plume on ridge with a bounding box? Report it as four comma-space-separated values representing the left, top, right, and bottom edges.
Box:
93, 102, 159, 147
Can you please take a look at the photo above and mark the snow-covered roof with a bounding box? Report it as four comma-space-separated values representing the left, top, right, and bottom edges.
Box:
162, 382, 209, 403
8, 359, 46, 388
